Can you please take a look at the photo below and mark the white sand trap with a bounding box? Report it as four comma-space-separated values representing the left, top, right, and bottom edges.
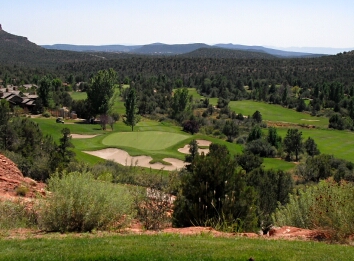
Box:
196, 140, 212, 147
83, 148, 186, 171
71, 134, 99, 139
300, 119, 319, 122
178, 140, 211, 154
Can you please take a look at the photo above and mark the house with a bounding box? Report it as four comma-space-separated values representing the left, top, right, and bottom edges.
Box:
0, 89, 38, 112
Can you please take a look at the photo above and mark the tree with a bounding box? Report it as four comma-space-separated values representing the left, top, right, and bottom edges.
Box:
304, 137, 320, 157
58, 128, 75, 164
182, 119, 199, 135
123, 87, 140, 131
252, 110, 262, 123
173, 144, 258, 231
222, 120, 239, 142
236, 151, 263, 173
247, 125, 263, 142
267, 127, 282, 149
0, 99, 12, 150
171, 88, 189, 119
247, 168, 293, 225
283, 129, 303, 161
38, 76, 52, 108
185, 139, 199, 164
87, 69, 117, 117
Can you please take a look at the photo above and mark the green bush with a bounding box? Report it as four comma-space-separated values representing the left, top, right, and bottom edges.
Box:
42, 111, 51, 118
36, 171, 134, 233
272, 180, 354, 241
0, 200, 36, 230
15, 185, 29, 197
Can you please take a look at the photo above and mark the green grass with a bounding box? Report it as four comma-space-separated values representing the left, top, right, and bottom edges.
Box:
69, 91, 87, 100
103, 131, 190, 150
229, 100, 328, 128
69, 89, 126, 115
263, 158, 296, 171
277, 128, 354, 162
1, 234, 354, 261
33, 114, 354, 171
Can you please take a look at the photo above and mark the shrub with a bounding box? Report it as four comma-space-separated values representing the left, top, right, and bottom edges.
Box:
36, 171, 134, 232
0, 200, 36, 230
15, 185, 29, 197
42, 111, 51, 118
245, 139, 276, 157
272, 180, 354, 241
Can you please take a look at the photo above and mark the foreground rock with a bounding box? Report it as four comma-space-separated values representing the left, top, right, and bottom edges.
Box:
0, 153, 46, 200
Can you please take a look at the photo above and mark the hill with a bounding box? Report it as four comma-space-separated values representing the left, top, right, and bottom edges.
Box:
0, 28, 106, 68
131, 43, 210, 55
41, 44, 141, 53
215, 43, 325, 58
41, 42, 326, 58
181, 47, 276, 59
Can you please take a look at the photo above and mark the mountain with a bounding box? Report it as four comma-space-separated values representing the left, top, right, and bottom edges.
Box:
0, 28, 107, 68
276, 46, 354, 55
41, 44, 141, 53
214, 44, 324, 58
41, 42, 326, 58
132, 43, 210, 55
181, 47, 276, 59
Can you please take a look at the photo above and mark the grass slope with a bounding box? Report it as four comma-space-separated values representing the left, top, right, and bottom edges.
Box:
30, 117, 308, 170
103, 131, 189, 150
229, 100, 328, 128
277, 128, 354, 162
1, 234, 354, 261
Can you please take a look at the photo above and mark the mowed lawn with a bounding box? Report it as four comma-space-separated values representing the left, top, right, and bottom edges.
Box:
69, 91, 87, 100
1, 234, 354, 261
103, 131, 190, 150
229, 100, 329, 128
69, 89, 126, 115
277, 128, 354, 162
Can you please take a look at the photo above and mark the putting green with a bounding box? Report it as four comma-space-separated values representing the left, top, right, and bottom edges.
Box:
102, 131, 190, 150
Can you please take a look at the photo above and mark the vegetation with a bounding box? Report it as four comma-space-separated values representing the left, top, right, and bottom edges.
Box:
3, 29, 354, 248
3, 234, 354, 261
273, 180, 354, 241
173, 144, 258, 231
37, 171, 134, 232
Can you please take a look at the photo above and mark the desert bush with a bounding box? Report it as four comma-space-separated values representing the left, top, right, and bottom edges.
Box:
272, 180, 354, 241
36, 171, 134, 232
130, 186, 173, 230
0, 200, 36, 230
15, 185, 29, 197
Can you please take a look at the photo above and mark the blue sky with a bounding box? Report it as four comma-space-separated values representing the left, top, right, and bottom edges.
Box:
2, 0, 354, 50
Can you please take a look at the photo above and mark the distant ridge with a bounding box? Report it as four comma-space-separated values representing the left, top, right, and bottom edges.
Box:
214, 44, 324, 58
181, 47, 276, 59
41, 44, 141, 53
41, 42, 326, 58
0, 29, 107, 67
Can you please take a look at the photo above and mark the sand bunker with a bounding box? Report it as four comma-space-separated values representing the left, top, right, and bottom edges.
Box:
71, 134, 99, 139
300, 119, 319, 122
84, 148, 186, 171
178, 140, 211, 154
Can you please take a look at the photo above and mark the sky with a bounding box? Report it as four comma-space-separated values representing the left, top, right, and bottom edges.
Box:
2, 0, 354, 52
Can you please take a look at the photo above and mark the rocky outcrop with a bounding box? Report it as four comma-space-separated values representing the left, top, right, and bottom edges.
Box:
0, 153, 46, 199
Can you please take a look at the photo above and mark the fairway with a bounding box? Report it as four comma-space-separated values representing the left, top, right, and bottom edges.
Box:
229, 100, 328, 128
102, 131, 190, 150
277, 128, 354, 162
